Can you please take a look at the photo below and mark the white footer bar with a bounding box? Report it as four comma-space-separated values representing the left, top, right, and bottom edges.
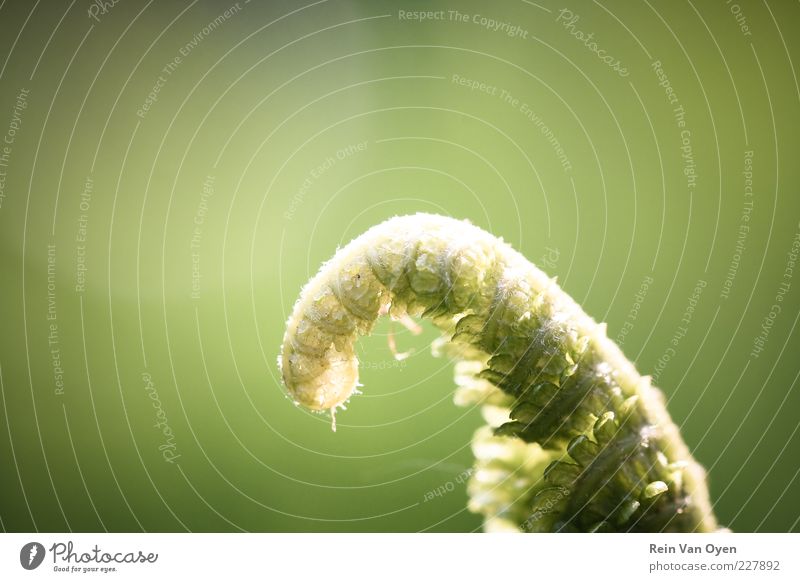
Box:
1, 533, 797, 581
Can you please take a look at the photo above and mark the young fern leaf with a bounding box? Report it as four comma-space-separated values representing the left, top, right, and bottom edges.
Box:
279, 213, 720, 532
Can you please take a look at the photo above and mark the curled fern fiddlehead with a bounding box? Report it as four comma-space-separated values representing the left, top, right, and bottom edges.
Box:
279, 214, 720, 532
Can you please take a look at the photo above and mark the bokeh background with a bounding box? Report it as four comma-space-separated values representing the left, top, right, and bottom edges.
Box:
1, 0, 799, 533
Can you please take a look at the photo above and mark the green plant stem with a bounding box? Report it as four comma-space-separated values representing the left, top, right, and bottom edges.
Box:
280, 214, 720, 532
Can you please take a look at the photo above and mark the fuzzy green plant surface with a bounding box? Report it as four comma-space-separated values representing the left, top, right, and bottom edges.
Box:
280, 213, 720, 532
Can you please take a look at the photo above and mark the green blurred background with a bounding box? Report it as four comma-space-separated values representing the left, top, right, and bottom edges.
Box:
1, 0, 798, 532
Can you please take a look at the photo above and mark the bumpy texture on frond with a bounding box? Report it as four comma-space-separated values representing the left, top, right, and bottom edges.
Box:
280, 214, 719, 532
